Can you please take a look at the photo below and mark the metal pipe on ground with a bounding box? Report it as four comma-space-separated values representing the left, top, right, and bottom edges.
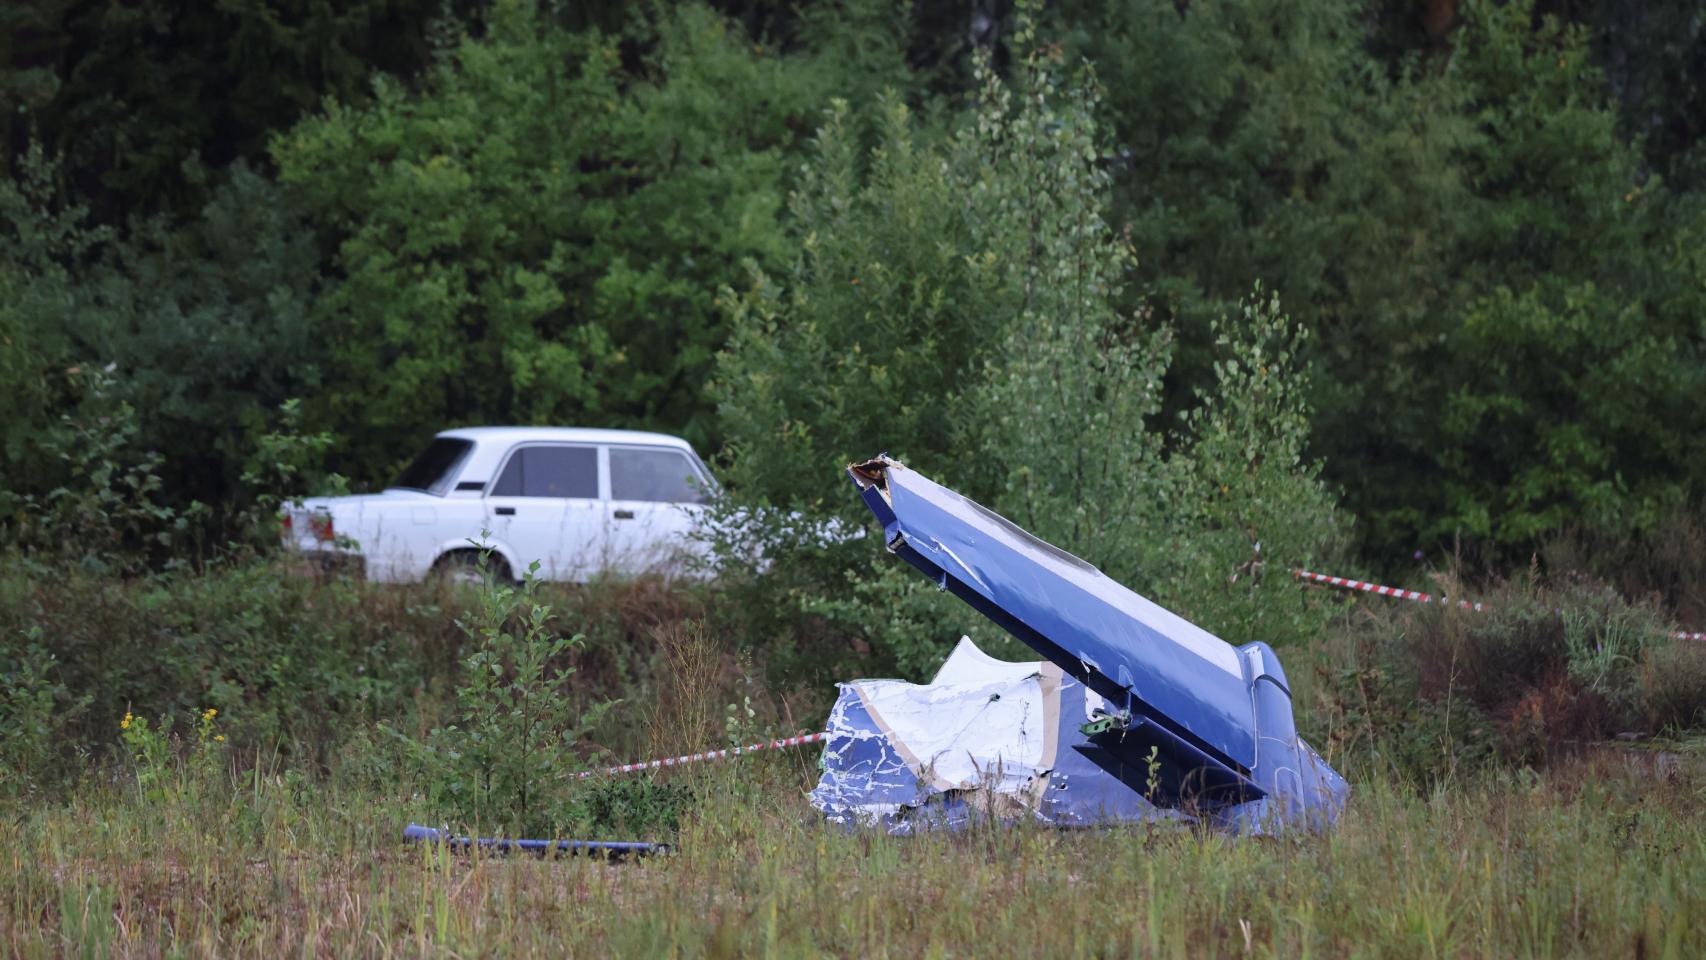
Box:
402, 823, 669, 859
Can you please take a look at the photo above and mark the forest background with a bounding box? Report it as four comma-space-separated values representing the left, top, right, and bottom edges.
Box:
5, 3, 1706, 951
9, 0, 1706, 571
10, 0, 1706, 727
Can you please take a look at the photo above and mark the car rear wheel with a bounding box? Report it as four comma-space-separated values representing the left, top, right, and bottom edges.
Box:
431, 551, 512, 587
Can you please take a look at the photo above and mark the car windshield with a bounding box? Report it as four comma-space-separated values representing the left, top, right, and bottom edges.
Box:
390, 438, 474, 496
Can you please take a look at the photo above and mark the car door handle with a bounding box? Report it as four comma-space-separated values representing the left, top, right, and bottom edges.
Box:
613, 509, 635, 520
495, 507, 516, 516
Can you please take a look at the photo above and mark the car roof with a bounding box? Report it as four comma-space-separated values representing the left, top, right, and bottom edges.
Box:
435, 426, 697, 451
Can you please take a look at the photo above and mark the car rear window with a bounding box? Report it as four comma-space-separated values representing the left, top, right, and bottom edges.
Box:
390, 438, 474, 496
491, 445, 599, 499
610, 447, 708, 504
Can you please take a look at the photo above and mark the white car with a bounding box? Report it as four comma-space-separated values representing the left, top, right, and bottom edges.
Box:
282, 427, 717, 583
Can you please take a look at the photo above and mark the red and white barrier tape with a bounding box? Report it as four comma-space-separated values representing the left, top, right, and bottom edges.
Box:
1292, 567, 1706, 641
1291, 568, 1484, 611
581, 731, 829, 779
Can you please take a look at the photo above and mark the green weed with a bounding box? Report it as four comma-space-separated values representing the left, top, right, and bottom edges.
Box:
390, 553, 615, 838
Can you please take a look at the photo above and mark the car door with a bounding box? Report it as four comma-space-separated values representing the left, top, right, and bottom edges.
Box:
484, 443, 604, 581
602, 445, 713, 577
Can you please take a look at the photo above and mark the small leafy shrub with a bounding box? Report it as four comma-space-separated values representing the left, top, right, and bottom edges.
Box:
118, 710, 172, 801
579, 775, 695, 838
396, 556, 614, 837
0, 632, 90, 797
724, 691, 760, 749
236, 397, 346, 545
0, 367, 202, 575
796, 563, 1026, 681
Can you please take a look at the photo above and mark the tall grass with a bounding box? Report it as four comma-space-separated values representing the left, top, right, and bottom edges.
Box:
3, 747, 1701, 957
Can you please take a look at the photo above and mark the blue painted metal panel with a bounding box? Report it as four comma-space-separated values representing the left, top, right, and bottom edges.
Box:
849, 458, 1256, 771
847, 456, 1348, 831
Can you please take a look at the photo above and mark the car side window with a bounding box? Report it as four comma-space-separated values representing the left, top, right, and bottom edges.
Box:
609, 447, 706, 504
491, 445, 598, 499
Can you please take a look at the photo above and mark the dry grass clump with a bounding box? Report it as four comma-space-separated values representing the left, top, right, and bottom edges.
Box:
1304, 570, 1705, 779
645, 619, 733, 760
1641, 641, 1706, 733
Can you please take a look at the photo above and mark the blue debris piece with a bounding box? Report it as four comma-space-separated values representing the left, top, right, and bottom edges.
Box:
811, 636, 1186, 833
402, 823, 669, 858
846, 456, 1348, 834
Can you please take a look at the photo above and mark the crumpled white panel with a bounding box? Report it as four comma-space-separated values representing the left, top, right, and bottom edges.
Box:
849, 669, 1049, 793
811, 637, 1166, 833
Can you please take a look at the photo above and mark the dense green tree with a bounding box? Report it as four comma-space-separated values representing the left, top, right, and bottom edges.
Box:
1542, 0, 1706, 187
1058, 0, 1706, 564
1416, 1, 1706, 547
712, 94, 995, 508
274, 1, 912, 482
1058, 0, 1472, 555
0, 145, 324, 542
2, 0, 463, 220
711, 24, 1343, 678
0, 146, 83, 487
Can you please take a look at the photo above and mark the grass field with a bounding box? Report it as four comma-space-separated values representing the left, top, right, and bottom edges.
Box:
7, 560, 1706, 956
6, 741, 1704, 958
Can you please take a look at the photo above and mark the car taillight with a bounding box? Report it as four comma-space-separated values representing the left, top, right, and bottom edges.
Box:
309, 514, 335, 542
280, 513, 293, 534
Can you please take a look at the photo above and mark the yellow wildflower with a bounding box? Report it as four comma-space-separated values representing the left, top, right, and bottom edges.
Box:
214, 735, 225, 742
202, 708, 217, 721
121, 710, 133, 731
